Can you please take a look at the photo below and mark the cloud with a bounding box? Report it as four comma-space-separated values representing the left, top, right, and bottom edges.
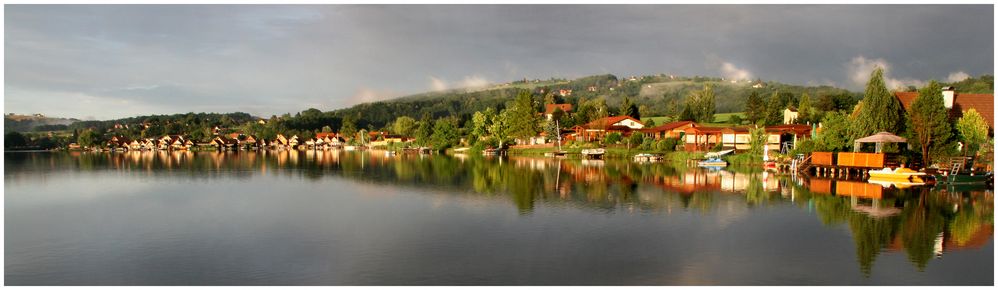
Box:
458, 75, 491, 89
350, 87, 397, 104
846, 56, 925, 90
429, 76, 448, 91
947, 71, 970, 82
719, 62, 752, 81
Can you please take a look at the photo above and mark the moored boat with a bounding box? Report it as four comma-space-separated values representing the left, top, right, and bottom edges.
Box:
633, 153, 662, 162
697, 158, 727, 167
867, 167, 928, 183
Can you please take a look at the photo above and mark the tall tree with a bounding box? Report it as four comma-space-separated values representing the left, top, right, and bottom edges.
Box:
683, 84, 716, 123
488, 110, 512, 148
906, 81, 952, 165
815, 111, 853, 152
955, 108, 989, 157
745, 91, 765, 124
854, 67, 906, 136
506, 91, 541, 141
620, 96, 639, 119
797, 92, 812, 124
765, 92, 784, 125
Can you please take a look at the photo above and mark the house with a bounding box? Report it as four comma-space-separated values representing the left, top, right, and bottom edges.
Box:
544, 104, 574, 120
159, 135, 186, 150
128, 140, 143, 150
212, 136, 239, 150
571, 116, 644, 142
682, 124, 812, 152
720, 127, 752, 151
683, 126, 725, 151
895, 87, 994, 130
106, 136, 132, 149
752, 82, 765, 88
557, 89, 573, 97
783, 107, 799, 124
640, 121, 696, 140
587, 86, 597, 92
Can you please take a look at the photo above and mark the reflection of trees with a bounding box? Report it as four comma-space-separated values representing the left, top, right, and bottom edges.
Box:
790, 180, 993, 276
8, 151, 992, 274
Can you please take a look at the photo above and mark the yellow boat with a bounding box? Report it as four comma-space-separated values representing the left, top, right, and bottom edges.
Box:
867, 167, 927, 183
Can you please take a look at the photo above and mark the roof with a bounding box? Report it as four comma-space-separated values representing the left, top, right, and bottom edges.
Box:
544, 103, 573, 114
721, 127, 751, 133
685, 126, 725, 134
895, 91, 994, 128
315, 132, 338, 139
641, 121, 696, 133
855, 132, 907, 143
582, 115, 643, 129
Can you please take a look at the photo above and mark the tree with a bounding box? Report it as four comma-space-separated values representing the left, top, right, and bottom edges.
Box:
765, 92, 785, 125
621, 96, 639, 119
77, 129, 100, 148
5, 132, 27, 149
748, 125, 767, 156
854, 67, 906, 136
683, 84, 716, 123
815, 111, 853, 152
321, 125, 333, 133
414, 120, 433, 147
906, 81, 953, 165
340, 116, 358, 140
470, 109, 493, 141
506, 91, 541, 141
391, 116, 417, 137
627, 132, 644, 148
955, 108, 989, 157
488, 110, 512, 148
745, 91, 765, 124
797, 92, 812, 124
430, 118, 460, 150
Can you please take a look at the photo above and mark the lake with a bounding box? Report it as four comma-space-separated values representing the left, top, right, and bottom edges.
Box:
4, 150, 993, 285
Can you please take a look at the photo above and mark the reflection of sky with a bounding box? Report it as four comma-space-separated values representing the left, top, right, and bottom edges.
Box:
4, 152, 993, 285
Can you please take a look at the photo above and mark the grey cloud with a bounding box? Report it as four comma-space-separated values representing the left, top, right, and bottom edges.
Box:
5, 5, 992, 120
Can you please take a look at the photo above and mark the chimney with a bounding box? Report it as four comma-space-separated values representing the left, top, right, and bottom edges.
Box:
942, 86, 955, 109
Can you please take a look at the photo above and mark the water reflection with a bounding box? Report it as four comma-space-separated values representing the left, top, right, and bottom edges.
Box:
5, 150, 993, 280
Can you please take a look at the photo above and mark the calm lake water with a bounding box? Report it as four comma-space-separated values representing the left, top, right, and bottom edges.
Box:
4, 150, 994, 285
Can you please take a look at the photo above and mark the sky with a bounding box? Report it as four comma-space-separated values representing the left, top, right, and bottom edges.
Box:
5, 5, 993, 120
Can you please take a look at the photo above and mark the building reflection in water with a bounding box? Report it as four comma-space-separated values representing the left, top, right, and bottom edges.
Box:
4, 150, 992, 275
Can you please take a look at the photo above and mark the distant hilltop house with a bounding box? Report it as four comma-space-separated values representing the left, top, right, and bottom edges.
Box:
752, 82, 765, 88
894, 86, 994, 130
587, 86, 597, 92
544, 104, 573, 120
557, 89, 572, 97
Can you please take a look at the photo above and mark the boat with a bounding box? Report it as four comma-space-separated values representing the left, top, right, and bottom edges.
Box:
384, 150, 396, 157
633, 153, 662, 162
581, 148, 606, 159
867, 167, 928, 183
867, 178, 925, 188
697, 158, 727, 167
932, 157, 993, 186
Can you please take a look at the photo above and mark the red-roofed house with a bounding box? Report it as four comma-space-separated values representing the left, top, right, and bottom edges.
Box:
895, 87, 994, 130
571, 116, 644, 142
544, 104, 573, 120
640, 121, 696, 140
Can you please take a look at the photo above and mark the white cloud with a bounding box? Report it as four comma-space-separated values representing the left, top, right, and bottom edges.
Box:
846, 56, 924, 90
719, 62, 752, 81
947, 71, 970, 82
429, 76, 448, 91
350, 87, 396, 104
458, 75, 491, 88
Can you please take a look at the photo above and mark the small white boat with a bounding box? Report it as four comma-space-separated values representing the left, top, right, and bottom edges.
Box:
633, 153, 662, 162
697, 158, 728, 167
384, 151, 396, 157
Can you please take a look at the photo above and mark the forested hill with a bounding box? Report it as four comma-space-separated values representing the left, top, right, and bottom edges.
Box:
330, 74, 861, 130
